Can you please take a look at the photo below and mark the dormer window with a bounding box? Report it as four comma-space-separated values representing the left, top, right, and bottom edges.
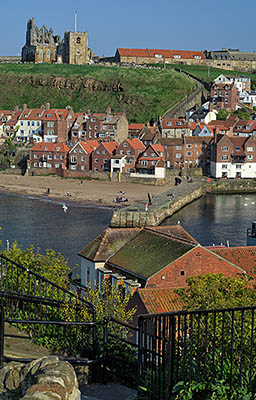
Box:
56, 147, 60, 151
235, 146, 240, 151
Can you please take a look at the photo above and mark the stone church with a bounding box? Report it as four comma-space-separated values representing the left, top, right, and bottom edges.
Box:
22, 18, 91, 65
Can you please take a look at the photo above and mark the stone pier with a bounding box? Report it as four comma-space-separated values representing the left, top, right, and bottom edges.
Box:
110, 179, 256, 228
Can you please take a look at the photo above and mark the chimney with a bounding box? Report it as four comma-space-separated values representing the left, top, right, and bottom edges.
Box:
214, 128, 217, 144
60, 112, 64, 120
23, 104, 27, 111
209, 102, 213, 112
46, 103, 50, 111
40, 105, 45, 110
13, 105, 19, 113
146, 121, 150, 127
106, 105, 111, 115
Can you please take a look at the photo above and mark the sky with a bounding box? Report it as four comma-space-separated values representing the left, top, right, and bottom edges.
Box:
1, 0, 256, 57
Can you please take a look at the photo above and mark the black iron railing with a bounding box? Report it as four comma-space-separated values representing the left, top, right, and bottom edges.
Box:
138, 306, 256, 399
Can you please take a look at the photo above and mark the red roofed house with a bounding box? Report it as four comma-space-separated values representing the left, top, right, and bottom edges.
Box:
92, 141, 118, 172
113, 48, 205, 65
41, 107, 75, 143
136, 143, 165, 174
138, 124, 160, 146
113, 138, 145, 173
210, 134, 256, 178
128, 123, 145, 138
84, 107, 128, 143
210, 83, 240, 112
29, 142, 69, 174
68, 140, 99, 172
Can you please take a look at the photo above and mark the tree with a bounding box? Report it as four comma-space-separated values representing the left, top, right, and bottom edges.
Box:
233, 108, 250, 120
175, 274, 256, 310
216, 110, 229, 120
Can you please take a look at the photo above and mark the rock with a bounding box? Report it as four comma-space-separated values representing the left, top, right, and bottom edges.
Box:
0, 357, 80, 400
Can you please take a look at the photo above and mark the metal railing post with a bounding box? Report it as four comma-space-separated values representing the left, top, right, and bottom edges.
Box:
0, 309, 5, 367
102, 317, 108, 384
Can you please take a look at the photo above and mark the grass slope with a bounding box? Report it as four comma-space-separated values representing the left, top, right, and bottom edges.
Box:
165, 63, 256, 83
0, 64, 195, 123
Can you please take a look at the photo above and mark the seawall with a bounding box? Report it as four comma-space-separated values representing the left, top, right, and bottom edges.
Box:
110, 179, 256, 228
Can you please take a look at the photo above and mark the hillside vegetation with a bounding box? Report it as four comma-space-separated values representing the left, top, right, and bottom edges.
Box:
0, 64, 195, 122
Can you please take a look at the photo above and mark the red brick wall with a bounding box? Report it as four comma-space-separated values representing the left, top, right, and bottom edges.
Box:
147, 247, 243, 289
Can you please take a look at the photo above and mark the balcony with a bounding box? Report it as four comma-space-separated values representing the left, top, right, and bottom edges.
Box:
231, 155, 246, 164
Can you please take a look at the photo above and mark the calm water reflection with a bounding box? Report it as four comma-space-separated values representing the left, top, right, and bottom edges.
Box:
0, 192, 113, 268
0, 192, 254, 271
162, 193, 256, 247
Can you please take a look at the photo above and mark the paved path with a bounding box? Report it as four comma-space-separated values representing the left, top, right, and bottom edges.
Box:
81, 383, 137, 400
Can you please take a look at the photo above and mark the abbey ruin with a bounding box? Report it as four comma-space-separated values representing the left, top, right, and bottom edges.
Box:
22, 17, 91, 65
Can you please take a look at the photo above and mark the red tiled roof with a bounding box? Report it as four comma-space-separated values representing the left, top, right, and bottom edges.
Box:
101, 141, 118, 154
86, 139, 99, 150
117, 48, 205, 60
128, 123, 145, 130
126, 138, 145, 150
137, 287, 185, 314
31, 142, 69, 152
161, 118, 189, 130
208, 246, 256, 277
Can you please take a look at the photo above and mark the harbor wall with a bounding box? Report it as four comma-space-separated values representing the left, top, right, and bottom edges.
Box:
110, 179, 256, 228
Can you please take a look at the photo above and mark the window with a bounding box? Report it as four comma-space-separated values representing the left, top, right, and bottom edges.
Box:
127, 150, 131, 155
47, 163, 52, 168
94, 158, 98, 163
55, 164, 60, 168
102, 150, 106, 154
194, 55, 201, 59
120, 150, 124, 155
96, 150, 100, 154
91, 118, 96, 122
222, 164, 227, 169
176, 153, 181, 158
176, 145, 182, 150
27, 121, 30, 126
71, 165, 76, 170
77, 50, 80, 55
48, 155, 52, 160
173, 54, 181, 59
81, 166, 85, 171
20, 121, 23, 126
76, 37, 81, 44
142, 160, 148, 166
20, 130, 24, 134
222, 146, 229, 151
71, 156, 77, 163
47, 122, 54, 128
34, 154, 38, 159
236, 164, 241, 169
144, 152, 148, 157
74, 149, 78, 153
186, 144, 192, 149
151, 153, 155, 157
81, 157, 85, 161
104, 159, 108, 163
235, 146, 240, 151
123, 143, 128, 147
248, 155, 253, 160
222, 155, 228, 161
126, 159, 132, 164
37, 122, 40, 126
56, 147, 60, 151
180, 270, 185, 276
34, 162, 38, 167
186, 152, 192, 156
247, 147, 254, 152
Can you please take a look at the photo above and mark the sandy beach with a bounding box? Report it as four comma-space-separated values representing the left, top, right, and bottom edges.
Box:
0, 174, 170, 206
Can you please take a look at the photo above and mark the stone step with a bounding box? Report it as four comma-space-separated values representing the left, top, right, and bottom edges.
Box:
81, 383, 137, 400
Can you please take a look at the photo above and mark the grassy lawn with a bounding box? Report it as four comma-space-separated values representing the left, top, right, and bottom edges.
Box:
0, 64, 195, 122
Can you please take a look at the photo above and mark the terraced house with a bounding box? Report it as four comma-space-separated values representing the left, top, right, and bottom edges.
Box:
210, 134, 256, 178
29, 142, 69, 173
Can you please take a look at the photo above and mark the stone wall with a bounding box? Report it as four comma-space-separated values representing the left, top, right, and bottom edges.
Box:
0, 356, 80, 400
163, 82, 209, 119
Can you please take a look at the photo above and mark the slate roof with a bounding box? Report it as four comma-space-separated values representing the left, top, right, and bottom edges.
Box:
146, 225, 198, 244
108, 229, 196, 279
136, 287, 185, 314
78, 227, 141, 262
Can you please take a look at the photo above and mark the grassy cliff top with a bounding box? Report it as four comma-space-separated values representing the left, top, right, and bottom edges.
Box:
0, 64, 195, 122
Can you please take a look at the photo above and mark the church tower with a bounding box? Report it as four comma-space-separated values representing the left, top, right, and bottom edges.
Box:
63, 31, 89, 65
